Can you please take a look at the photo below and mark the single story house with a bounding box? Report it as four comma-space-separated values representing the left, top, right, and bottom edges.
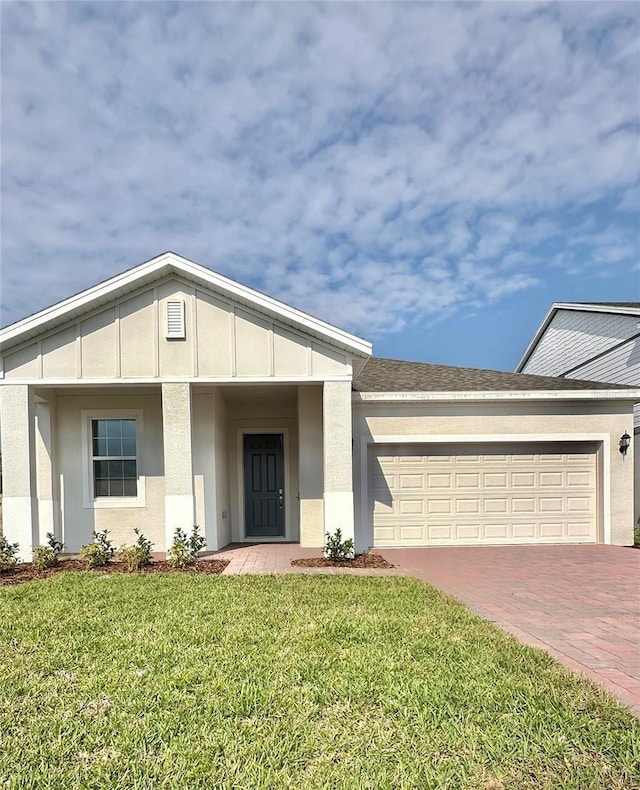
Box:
516, 301, 640, 522
1, 252, 637, 561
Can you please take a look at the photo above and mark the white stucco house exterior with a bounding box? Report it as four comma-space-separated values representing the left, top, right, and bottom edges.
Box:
517, 301, 640, 523
1, 253, 637, 561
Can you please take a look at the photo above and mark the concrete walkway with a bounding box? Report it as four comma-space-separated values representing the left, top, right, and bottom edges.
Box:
211, 542, 640, 716
378, 545, 640, 717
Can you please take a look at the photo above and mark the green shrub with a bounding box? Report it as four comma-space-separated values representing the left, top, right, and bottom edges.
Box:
0, 536, 19, 572
81, 530, 115, 569
119, 529, 154, 572
33, 533, 65, 570
168, 526, 205, 569
634, 521, 640, 547
324, 528, 355, 561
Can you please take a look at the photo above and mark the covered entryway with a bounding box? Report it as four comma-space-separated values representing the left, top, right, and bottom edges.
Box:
370, 442, 598, 547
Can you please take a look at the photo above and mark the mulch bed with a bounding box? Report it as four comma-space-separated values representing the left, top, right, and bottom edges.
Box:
291, 553, 394, 569
0, 558, 229, 586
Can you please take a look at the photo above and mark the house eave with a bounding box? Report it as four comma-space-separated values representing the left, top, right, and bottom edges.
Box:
352, 389, 640, 404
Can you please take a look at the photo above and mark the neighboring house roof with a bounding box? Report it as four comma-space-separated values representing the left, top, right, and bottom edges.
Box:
0, 251, 372, 357
516, 302, 640, 373
353, 356, 634, 396
564, 302, 640, 309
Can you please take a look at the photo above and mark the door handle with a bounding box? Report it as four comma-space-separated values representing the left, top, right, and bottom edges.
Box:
278, 488, 284, 509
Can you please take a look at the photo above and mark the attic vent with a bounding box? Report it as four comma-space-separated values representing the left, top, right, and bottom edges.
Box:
166, 299, 186, 339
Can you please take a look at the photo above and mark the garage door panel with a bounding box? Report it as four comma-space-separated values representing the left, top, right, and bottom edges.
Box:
456, 524, 481, 539
400, 525, 426, 542
512, 523, 535, 538
399, 499, 424, 515
457, 499, 480, 514
485, 498, 508, 513
427, 473, 453, 488
512, 498, 535, 513
567, 522, 592, 537
456, 473, 480, 488
371, 445, 597, 546
512, 472, 536, 487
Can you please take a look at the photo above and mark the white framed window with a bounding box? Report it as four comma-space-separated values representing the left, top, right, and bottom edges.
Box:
82, 410, 145, 509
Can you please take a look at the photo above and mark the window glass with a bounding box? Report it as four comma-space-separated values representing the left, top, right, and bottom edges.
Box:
91, 419, 137, 498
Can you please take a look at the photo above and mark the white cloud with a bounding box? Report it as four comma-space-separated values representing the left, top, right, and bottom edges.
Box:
1, 1, 638, 337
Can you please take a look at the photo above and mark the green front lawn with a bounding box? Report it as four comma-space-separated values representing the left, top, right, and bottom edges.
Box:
1, 573, 638, 789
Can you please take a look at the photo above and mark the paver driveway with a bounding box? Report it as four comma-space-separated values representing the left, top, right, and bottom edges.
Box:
377, 545, 640, 717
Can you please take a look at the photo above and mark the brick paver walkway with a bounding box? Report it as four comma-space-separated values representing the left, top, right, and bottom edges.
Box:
211, 543, 402, 577
377, 545, 640, 717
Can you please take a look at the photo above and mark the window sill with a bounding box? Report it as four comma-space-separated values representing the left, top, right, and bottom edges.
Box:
84, 495, 146, 510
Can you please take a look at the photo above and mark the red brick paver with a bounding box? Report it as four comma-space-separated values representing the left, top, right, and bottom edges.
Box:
210, 543, 403, 577
377, 545, 640, 717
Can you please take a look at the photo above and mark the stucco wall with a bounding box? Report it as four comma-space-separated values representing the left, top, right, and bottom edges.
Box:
56, 392, 165, 552
297, 385, 324, 547
192, 388, 231, 550
3, 277, 351, 382
214, 391, 231, 549
353, 400, 635, 548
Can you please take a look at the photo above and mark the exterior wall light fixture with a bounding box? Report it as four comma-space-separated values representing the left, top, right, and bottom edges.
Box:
619, 432, 631, 456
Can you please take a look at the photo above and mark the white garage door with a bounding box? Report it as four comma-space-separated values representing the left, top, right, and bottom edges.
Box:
370, 443, 598, 546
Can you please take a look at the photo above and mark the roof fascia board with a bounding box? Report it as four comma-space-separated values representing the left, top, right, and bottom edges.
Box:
514, 305, 557, 372
553, 303, 640, 316
352, 389, 640, 403
0, 254, 173, 347
0, 252, 372, 358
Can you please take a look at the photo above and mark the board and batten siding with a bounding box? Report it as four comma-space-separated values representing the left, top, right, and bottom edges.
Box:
2, 278, 350, 381
522, 310, 639, 377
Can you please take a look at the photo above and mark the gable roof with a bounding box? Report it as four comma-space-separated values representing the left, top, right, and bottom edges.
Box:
353, 356, 638, 400
515, 301, 640, 373
565, 302, 640, 310
0, 251, 372, 357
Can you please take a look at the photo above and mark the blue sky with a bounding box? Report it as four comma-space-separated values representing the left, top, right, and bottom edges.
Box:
2, 2, 639, 371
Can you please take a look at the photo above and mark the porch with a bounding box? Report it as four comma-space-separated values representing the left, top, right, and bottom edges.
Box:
0, 380, 355, 560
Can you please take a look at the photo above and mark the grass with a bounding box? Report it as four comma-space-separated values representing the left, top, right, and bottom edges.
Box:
1, 573, 638, 789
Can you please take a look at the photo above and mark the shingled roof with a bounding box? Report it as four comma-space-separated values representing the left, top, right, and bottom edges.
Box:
353, 356, 629, 393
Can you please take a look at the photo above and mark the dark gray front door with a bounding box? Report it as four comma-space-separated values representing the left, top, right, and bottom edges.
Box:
243, 434, 285, 537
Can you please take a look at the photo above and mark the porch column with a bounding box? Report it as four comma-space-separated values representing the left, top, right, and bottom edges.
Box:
0, 385, 36, 561
162, 382, 195, 552
322, 380, 355, 544
35, 396, 57, 545
298, 386, 324, 547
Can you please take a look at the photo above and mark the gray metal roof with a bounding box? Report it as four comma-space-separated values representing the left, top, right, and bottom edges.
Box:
353, 356, 629, 393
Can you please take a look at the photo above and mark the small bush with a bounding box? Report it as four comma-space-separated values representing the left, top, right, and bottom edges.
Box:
634, 521, 640, 547
119, 529, 154, 572
168, 526, 205, 569
33, 533, 65, 570
0, 536, 19, 572
81, 530, 115, 569
324, 528, 355, 561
